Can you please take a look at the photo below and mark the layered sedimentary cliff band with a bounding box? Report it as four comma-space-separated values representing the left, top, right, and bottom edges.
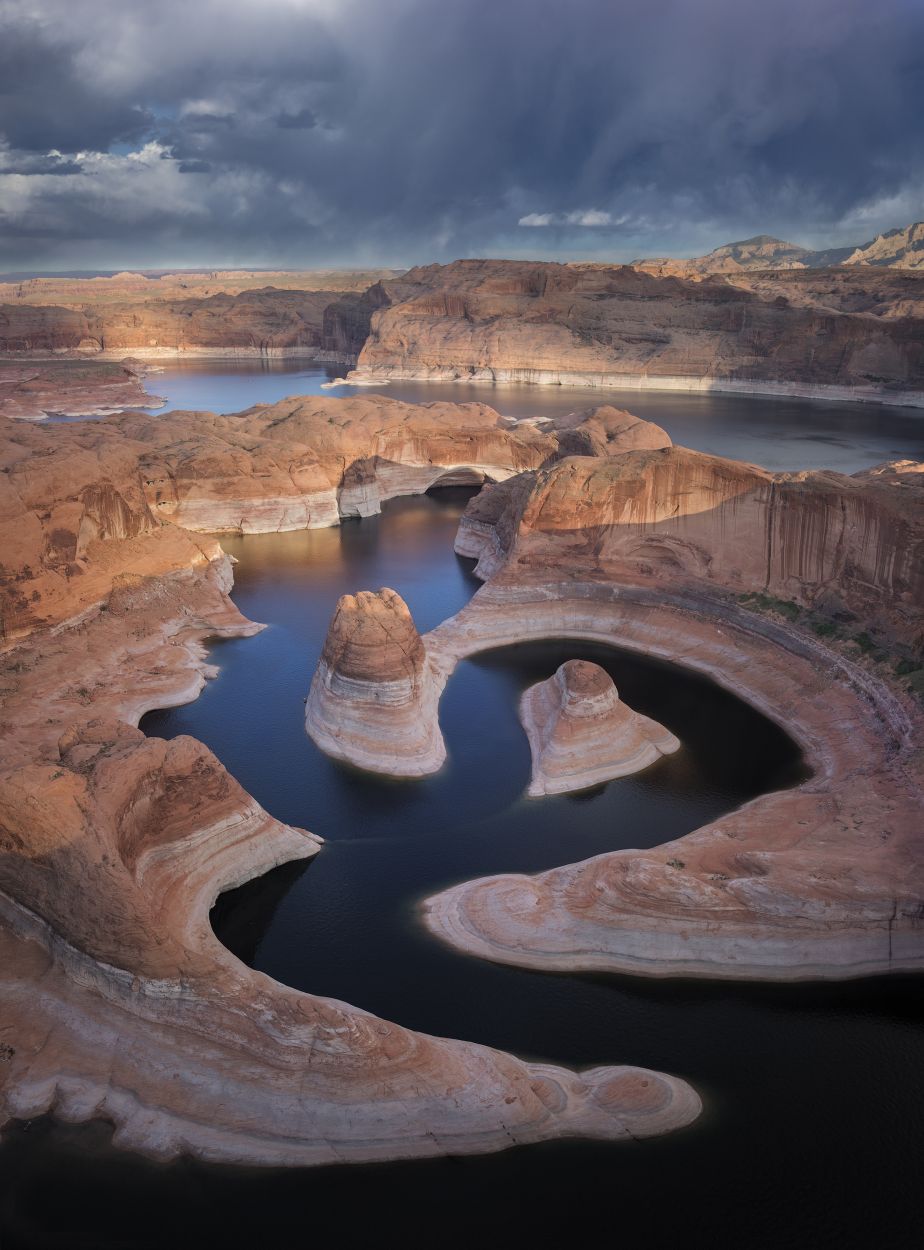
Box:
3, 250, 924, 407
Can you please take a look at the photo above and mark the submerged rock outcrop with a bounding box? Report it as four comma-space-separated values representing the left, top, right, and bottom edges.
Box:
305, 588, 445, 776
521, 660, 679, 796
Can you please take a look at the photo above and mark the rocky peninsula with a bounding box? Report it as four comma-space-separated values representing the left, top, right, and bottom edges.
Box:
520, 660, 680, 796
0, 359, 162, 421
420, 447, 924, 980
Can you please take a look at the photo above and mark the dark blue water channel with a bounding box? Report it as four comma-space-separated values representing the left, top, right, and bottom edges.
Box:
3, 398, 922, 1250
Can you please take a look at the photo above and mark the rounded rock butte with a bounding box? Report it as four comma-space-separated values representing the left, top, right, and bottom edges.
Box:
520, 659, 680, 796
305, 586, 446, 776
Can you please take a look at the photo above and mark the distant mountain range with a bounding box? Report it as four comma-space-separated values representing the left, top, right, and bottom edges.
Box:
633, 220, 924, 277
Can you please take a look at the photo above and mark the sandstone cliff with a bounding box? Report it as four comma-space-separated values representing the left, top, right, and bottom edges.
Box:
2, 395, 648, 642
0, 288, 366, 358
454, 446, 924, 645
349, 259, 924, 402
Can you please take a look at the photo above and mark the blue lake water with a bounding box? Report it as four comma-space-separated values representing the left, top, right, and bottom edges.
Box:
125, 356, 924, 474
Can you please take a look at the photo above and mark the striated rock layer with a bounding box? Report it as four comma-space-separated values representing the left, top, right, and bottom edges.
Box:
453, 447, 924, 646
423, 434, 924, 979
521, 660, 680, 796
306, 588, 445, 776
2, 396, 658, 643
347, 259, 924, 405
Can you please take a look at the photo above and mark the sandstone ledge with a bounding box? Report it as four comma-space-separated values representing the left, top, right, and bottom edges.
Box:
347, 364, 924, 409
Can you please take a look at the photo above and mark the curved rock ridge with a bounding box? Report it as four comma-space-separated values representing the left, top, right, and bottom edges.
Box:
454, 446, 924, 645
521, 660, 680, 796
0, 553, 701, 1165
420, 581, 924, 980
306, 587, 445, 776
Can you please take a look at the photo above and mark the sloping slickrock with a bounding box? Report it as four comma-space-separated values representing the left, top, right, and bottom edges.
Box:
521, 660, 680, 796
423, 440, 924, 981
306, 588, 444, 776
2, 395, 656, 642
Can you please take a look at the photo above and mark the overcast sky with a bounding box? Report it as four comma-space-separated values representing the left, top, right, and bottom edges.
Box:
0, 0, 921, 272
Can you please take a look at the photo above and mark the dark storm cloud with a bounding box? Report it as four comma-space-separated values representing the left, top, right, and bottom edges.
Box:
0, 0, 921, 269
276, 109, 318, 131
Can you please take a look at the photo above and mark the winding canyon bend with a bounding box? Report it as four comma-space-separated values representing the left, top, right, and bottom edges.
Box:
0, 372, 921, 1170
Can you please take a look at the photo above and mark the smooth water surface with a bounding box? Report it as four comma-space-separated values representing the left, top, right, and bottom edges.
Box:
42, 355, 924, 471
112, 493, 922, 1249
131, 357, 924, 474
4, 394, 921, 1250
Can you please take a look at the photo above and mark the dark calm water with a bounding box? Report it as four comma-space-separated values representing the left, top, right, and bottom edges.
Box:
2, 490, 918, 1250
4, 391, 922, 1249
45, 355, 924, 474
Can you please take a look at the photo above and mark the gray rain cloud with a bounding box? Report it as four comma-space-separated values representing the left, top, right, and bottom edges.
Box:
0, 0, 922, 270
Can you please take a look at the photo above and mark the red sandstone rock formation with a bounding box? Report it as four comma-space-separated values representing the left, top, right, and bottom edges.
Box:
0, 386, 920, 1170
0, 289, 362, 358
520, 660, 680, 796
0, 359, 160, 421
348, 259, 924, 402
0, 498, 699, 1165
421, 581, 924, 981
306, 588, 444, 775
2, 395, 649, 641
454, 447, 924, 645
